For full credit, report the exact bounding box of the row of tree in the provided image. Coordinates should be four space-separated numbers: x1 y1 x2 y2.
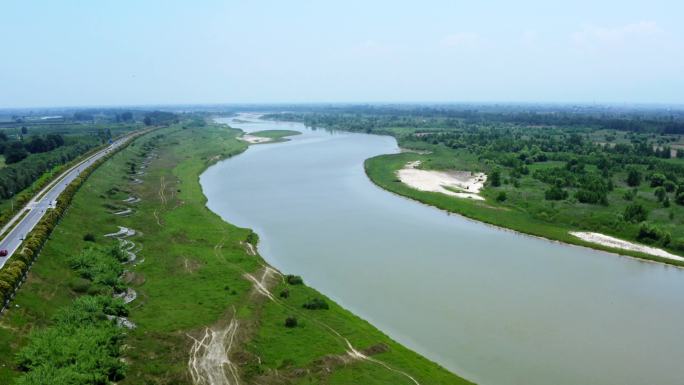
0 133 66 164
0 142 96 200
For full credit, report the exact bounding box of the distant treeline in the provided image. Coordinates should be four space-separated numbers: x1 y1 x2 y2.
142 111 178 126
264 106 684 134
1 108 178 127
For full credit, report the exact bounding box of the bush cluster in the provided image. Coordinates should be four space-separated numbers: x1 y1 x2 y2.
302 298 329 310
285 275 303 285
14 295 129 384
637 223 671 246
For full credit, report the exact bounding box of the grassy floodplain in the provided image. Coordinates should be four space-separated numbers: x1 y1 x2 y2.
0 121 471 384
365 151 684 266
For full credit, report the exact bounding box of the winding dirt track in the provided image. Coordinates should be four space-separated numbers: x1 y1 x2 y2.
159 175 168 205
188 316 241 385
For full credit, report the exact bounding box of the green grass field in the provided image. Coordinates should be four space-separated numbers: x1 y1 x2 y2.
0 122 470 384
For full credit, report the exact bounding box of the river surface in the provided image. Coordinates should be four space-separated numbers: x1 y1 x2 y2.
201 114 684 385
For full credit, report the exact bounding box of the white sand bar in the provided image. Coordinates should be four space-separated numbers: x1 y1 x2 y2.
239 134 272 144
397 161 487 200
570 231 684 261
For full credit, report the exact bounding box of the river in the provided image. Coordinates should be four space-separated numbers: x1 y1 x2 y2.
200 114 684 385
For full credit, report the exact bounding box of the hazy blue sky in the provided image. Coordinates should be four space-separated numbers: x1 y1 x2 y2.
1 0 682 107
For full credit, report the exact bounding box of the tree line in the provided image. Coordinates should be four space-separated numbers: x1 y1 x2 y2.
0 141 97 199
0 132 67 164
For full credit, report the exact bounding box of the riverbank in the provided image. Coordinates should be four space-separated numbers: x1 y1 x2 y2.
0 121 471 384
365 152 684 267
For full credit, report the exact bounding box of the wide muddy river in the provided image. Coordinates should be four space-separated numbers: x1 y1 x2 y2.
201 114 684 385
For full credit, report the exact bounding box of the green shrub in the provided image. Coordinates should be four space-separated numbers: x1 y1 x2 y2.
545 185 568 200
676 192 684 206
637 223 670 246
623 189 636 201
624 203 647 223
496 191 507 202
650 173 666 187
284 316 298 328
302 298 329 310
671 238 684 252
575 189 607 205
664 180 676 192
15 295 128 384
68 246 124 291
285 275 303 285
490 169 501 187
83 233 96 242
246 231 259 246
626 168 641 187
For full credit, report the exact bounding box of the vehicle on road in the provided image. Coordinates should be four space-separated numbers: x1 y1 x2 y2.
0 250 8 257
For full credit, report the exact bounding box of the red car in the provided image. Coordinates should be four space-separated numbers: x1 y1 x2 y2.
0 250 8 257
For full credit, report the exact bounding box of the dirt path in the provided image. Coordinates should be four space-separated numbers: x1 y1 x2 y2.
159 175 167 205
241 241 257 256
153 209 163 227
243 266 279 301
188 316 241 385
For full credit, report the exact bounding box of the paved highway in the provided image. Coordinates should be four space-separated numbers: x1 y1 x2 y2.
0 132 140 269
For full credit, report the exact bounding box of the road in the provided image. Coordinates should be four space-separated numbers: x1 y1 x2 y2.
0 131 140 269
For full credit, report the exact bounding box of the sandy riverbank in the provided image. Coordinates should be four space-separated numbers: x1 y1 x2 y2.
239 134 273 144
570 232 684 261
397 161 486 200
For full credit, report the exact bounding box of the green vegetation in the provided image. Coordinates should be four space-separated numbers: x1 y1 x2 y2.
250 129 301 141
284 316 298 328
0 119 470 384
302 297 330 310
68 246 127 293
266 106 684 265
286 274 304 285
15 267 129 385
